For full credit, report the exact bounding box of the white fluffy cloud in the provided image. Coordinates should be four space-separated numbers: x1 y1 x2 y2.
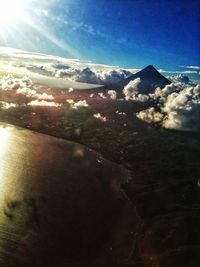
0 75 55 100
37 93 54 100
66 99 89 109
55 67 133 85
149 83 180 103
98 69 133 85
16 87 37 97
0 48 140 89
167 74 191 84
136 107 164 123
27 100 61 107
123 78 149 102
0 101 17 109
137 82 200 132
93 113 107 122
108 90 117 100
72 100 89 109
0 75 32 90
16 87 54 100
68 87 74 92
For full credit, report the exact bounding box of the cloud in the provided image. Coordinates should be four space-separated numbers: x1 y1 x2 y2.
116 110 126 115
66 99 89 109
16 87 54 100
149 83 179 103
137 107 164 123
158 69 168 73
26 65 53 76
161 85 200 131
98 69 133 85
182 70 199 74
93 113 107 122
0 47 138 87
17 87 54 100
55 67 133 85
68 87 74 92
72 100 89 109
180 65 200 70
55 68 82 79
16 87 37 97
123 78 149 102
52 63 70 70
137 82 200 132
37 93 54 100
0 75 32 91
0 101 17 109
108 90 117 100
66 99 75 105
98 92 107 99
159 69 200 75
0 75 55 100
0 46 80 64
27 100 61 107
0 67 101 90
167 74 191 84
73 67 100 84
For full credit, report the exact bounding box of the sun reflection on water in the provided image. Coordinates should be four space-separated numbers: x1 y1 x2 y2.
0 127 8 149
0 127 9 199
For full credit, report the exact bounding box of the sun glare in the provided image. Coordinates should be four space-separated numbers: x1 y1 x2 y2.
0 0 26 28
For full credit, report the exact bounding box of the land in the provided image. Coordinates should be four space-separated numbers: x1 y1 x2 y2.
1 83 200 266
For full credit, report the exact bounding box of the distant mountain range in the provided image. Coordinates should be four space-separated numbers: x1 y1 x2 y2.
110 65 171 93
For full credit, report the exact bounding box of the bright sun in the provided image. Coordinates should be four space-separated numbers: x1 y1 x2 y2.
0 0 26 28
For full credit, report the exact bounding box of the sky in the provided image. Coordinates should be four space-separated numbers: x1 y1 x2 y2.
0 0 199 73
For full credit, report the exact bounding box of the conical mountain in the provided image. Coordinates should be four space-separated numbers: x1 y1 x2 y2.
112 65 171 94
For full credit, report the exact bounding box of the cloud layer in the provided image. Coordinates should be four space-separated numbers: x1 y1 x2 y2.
55 67 133 85
0 75 92 110
0 47 139 87
180 65 200 70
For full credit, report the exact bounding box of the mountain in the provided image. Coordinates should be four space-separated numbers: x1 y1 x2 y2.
111 65 171 94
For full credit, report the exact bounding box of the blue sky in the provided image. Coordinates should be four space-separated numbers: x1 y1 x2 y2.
0 0 199 72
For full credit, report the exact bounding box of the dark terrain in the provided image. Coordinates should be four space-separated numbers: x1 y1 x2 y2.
0 68 200 267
